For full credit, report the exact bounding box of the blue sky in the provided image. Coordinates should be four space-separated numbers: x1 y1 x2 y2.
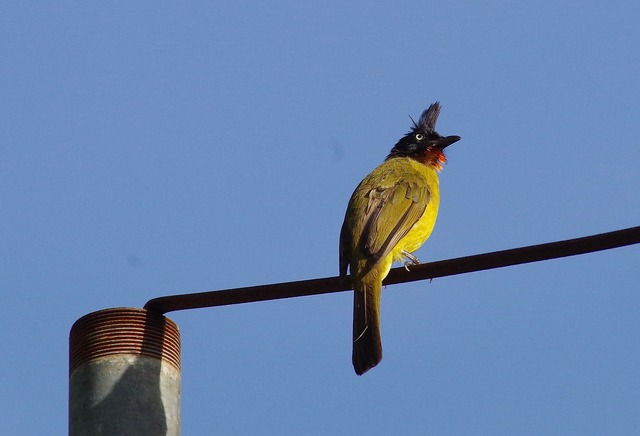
2 1 639 434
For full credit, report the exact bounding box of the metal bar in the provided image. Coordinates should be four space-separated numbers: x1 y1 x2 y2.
144 226 640 314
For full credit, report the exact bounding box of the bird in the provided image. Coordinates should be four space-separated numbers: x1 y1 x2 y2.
339 102 460 375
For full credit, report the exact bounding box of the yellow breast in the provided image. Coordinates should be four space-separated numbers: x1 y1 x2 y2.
389 158 440 262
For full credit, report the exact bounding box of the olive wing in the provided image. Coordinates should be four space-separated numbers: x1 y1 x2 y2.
358 177 430 273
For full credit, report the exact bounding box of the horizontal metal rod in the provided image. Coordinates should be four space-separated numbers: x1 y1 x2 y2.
144 226 640 314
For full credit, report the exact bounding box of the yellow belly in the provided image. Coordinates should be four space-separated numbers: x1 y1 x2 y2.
381 159 440 274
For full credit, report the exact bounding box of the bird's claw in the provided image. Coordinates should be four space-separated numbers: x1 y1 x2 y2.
402 250 420 271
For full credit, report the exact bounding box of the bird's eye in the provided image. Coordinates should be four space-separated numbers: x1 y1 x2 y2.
415 133 425 141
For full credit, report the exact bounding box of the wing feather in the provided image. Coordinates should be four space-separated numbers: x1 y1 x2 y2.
357 178 430 272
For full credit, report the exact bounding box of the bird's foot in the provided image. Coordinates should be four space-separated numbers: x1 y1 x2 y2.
402 251 420 271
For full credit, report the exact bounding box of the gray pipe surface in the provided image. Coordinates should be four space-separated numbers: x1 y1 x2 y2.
69 307 181 436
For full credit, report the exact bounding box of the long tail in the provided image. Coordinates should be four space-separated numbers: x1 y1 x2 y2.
352 274 382 375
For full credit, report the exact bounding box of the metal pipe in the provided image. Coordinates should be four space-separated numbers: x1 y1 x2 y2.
144 226 640 314
69 308 181 435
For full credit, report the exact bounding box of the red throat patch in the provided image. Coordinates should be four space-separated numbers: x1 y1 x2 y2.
419 146 447 172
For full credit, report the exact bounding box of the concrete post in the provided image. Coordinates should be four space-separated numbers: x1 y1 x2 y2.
69 308 181 435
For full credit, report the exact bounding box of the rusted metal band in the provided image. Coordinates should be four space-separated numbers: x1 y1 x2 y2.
69 307 180 373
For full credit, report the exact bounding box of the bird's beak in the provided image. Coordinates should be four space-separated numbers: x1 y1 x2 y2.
436 135 461 150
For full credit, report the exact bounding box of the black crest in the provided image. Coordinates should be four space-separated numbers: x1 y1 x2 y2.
386 102 459 160
413 101 441 134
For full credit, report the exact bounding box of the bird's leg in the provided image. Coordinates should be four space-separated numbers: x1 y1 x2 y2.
402 250 420 271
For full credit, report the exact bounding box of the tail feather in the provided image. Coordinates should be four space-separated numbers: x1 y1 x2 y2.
352 278 382 375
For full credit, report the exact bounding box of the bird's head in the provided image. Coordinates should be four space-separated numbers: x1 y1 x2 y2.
386 102 461 171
